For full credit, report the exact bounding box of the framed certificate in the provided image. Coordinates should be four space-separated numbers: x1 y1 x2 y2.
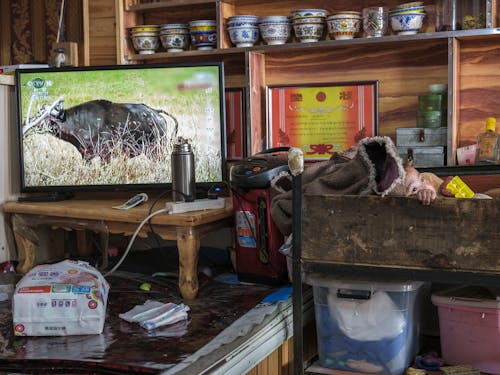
225 88 246 160
267 81 378 160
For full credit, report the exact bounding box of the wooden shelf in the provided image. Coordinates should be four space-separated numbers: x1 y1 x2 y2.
125 0 218 12
125 28 500 61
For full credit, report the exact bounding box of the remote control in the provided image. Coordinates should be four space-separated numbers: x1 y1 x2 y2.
112 193 148 210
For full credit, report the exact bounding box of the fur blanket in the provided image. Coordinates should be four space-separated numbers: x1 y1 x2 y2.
270 136 406 236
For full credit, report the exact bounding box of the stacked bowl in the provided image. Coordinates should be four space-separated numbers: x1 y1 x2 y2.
326 11 362 40
227 15 260 47
258 16 291 45
291 8 327 43
159 23 190 52
129 25 160 54
389 2 426 35
189 20 217 50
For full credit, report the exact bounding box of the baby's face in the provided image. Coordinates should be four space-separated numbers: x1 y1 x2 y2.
404 167 428 196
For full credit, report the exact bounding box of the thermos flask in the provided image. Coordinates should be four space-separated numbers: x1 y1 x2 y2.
171 140 196 202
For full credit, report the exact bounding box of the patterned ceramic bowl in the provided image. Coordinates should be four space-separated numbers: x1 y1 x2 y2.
227 15 259 27
189 29 217 50
291 9 327 19
131 33 160 54
227 25 260 47
259 21 291 45
160 32 190 52
390 12 425 35
327 15 362 40
293 21 324 43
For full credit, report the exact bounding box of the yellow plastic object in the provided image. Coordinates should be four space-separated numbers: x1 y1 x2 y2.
446 176 475 198
139 282 152 291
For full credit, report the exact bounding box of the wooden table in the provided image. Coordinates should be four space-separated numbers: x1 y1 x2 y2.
2 197 233 299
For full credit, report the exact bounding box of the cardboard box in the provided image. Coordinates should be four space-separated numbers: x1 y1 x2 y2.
12 259 109 336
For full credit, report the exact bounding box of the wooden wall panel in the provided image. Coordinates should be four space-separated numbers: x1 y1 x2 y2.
0 0 83 66
457 37 500 148
263 40 448 140
87 0 118 65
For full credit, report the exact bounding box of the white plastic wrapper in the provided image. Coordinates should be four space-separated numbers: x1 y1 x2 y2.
119 299 190 331
12 259 110 336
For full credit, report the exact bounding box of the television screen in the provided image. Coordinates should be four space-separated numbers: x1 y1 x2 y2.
15 62 226 195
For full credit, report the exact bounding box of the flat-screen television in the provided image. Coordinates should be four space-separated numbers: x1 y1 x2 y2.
15 62 226 197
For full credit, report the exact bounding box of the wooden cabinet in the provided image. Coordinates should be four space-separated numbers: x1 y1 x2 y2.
119 0 500 166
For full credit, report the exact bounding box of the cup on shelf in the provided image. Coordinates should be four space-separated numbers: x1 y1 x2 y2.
160 23 190 52
292 16 325 43
129 25 161 54
258 16 291 45
227 25 260 47
326 11 362 40
189 20 217 50
362 7 389 37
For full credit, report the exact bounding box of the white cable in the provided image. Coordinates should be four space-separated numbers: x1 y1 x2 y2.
104 207 170 277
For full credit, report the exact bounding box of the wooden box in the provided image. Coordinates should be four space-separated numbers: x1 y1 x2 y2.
301 195 500 275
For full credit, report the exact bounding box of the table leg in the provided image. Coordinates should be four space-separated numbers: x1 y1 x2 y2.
11 214 38 274
176 227 200 300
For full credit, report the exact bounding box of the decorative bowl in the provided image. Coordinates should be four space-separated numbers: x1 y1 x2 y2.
160 32 190 52
189 20 216 32
129 25 160 33
259 21 291 45
393 2 424 9
227 15 259 27
293 16 325 25
259 15 290 23
389 6 425 15
326 16 361 40
329 11 362 18
293 21 324 43
130 27 160 54
390 12 425 35
291 9 327 19
189 29 217 50
131 34 160 54
160 23 189 31
227 26 260 47
189 20 216 27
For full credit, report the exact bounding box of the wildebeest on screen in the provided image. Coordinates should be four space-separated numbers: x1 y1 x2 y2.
23 97 179 160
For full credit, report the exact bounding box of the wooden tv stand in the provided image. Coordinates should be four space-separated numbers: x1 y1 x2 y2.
2 197 233 299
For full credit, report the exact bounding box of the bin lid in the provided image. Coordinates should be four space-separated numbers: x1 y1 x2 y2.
304 273 425 292
432 285 500 309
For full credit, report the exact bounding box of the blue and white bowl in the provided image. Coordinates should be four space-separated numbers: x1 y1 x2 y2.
227 26 260 47
227 15 259 28
390 12 425 35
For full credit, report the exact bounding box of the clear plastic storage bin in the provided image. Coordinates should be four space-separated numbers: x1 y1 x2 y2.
306 274 425 375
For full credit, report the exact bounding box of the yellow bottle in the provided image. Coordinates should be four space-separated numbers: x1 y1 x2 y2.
475 117 500 164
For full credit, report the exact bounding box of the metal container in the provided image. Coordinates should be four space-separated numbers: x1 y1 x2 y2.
397 146 446 167
396 127 447 147
171 140 196 202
